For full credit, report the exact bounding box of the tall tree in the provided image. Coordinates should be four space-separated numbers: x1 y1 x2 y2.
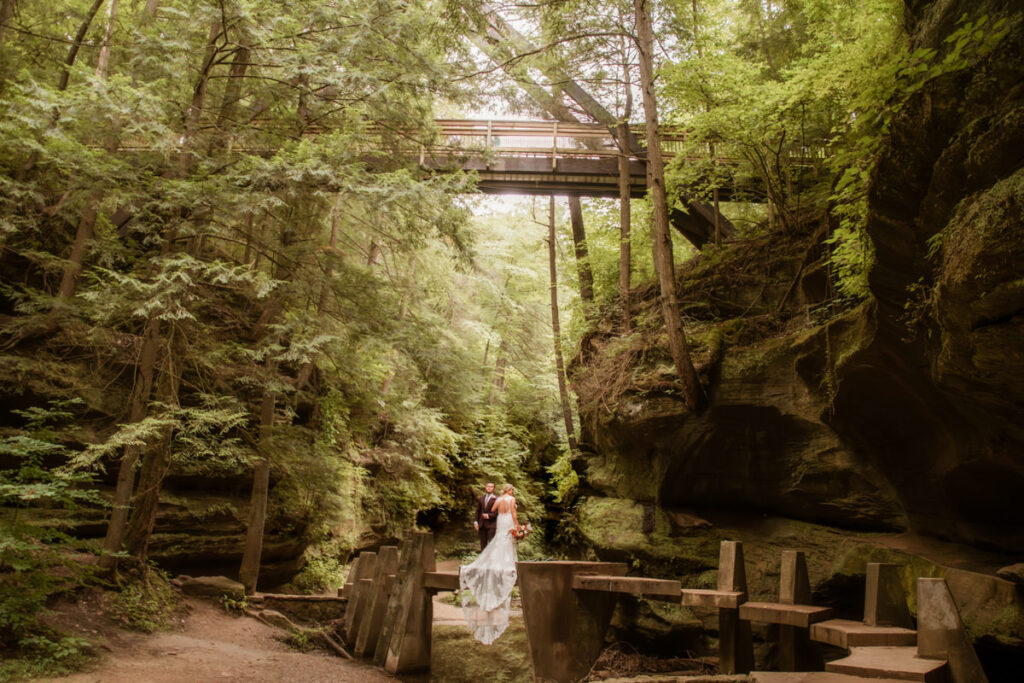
634 0 704 411
616 28 635 332
0 0 15 44
567 196 595 310
547 197 578 452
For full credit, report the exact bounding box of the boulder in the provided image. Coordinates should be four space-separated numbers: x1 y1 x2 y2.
996 563 1024 586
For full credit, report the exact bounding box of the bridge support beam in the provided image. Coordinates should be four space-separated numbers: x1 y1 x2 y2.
518 561 627 683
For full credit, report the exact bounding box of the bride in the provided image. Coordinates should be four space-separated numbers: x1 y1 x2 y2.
459 483 519 645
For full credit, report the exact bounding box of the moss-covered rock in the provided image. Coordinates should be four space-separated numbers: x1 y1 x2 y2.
575 497 721 576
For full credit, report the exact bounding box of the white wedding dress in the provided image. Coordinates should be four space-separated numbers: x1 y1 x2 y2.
459 494 518 644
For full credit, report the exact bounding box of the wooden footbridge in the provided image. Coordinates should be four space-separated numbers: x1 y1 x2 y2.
319 532 987 683
119 117 825 248
421 119 711 199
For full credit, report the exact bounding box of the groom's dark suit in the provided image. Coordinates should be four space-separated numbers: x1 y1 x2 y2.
475 492 497 550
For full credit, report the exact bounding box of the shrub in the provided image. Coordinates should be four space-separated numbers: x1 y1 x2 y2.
110 566 179 633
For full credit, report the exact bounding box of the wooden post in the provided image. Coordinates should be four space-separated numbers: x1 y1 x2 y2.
344 551 377 646
864 563 912 628
372 541 406 667
355 545 399 657
917 578 989 683
339 555 361 599
717 541 754 674
777 550 822 671
519 561 627 682
379 532 435 674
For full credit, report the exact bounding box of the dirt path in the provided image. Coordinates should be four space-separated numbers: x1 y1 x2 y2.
39 597 396 683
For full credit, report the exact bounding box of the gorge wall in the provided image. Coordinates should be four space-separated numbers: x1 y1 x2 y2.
569 0 1023 670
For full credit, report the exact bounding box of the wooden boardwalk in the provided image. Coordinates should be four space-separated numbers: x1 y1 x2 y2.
332 533 987 683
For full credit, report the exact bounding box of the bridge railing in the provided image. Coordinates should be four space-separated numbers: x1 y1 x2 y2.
427 118 685 160
114 118 828 168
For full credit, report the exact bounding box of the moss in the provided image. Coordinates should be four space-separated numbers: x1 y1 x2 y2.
576 497 721 575
938 166 1024 287
828 544 943 614
431 620 531 682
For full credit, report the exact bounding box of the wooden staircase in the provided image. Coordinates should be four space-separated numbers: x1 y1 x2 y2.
825 646 947 682
746 563 989 683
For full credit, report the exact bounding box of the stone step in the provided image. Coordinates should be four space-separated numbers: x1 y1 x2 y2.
826 646 947 682
811 619 917 649
752 672 909 683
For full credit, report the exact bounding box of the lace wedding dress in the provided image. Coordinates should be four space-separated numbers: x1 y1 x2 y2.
459 494 517 644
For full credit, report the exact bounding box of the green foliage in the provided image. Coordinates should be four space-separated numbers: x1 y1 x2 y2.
0 634 92 683
0 401 100 667
824 10 1009 301
220 594 250 615
110 567 179 633
288 537 348 594
283 629 314 652
546 451 579 505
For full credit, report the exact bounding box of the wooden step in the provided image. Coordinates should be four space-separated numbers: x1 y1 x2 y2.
752 672 909 683
680 588 746 609
572 574 682 601
739 601 833 628
826 646 947 682
423 570 460 591
811 619 917 649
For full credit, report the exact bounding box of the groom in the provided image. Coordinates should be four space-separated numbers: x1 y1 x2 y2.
473 482 497 550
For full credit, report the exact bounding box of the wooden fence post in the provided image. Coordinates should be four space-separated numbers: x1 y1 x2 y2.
918 577 989 683
339 555 361 599
777 550 823 671
355 545 399 657
344 551 377 646
378 532 435 674
717 541 754 674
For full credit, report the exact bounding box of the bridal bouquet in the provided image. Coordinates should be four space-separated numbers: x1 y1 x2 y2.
509 523 532 540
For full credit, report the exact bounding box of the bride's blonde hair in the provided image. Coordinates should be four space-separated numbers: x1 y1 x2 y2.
502 483 514 494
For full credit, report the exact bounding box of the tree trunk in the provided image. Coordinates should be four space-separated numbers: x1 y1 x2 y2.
239 217 293 594
95 0 120 78
296 196 341 391
0 0 15 44
367 239 381 267
616 122 633 333
567 197 595 310
491 341 507 397
239 389 275 595
59 0 106 91
210 41 250 155
99 316 161 570
124 328 181 560
123 433 171 560
180 20 222 173
548 197 578 452
56 206 98 300
634 0 705 411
